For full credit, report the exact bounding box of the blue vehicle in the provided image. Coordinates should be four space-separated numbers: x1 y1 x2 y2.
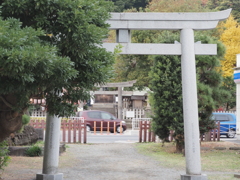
212 113 236 138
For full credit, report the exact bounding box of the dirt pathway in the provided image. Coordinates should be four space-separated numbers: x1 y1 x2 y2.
1 143 184 180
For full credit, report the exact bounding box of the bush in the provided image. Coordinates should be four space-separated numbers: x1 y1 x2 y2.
17 114 31 133
0 141 11 174
25 145 42 157
22 114 30 125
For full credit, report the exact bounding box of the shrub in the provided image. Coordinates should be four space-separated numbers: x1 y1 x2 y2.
17 114 31 133
0 141 11 174
22 114 30 125
25 145 42 157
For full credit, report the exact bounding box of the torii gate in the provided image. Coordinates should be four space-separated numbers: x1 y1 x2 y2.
97 80 136 119
103 9 231 180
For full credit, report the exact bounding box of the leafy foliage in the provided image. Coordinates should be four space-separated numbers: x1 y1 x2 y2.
207 0 240 23
149 55 183 143
22 115 30 126
25 145 42 157
0 141 10 174
0 0 115 141
219 15 240 77
0 0 114 117
146 0 209 12
0 17 77 112
221 76 236 110
110 0 149 12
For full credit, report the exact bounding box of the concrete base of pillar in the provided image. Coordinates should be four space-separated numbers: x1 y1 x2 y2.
234 174 240 178
181 174 207 180
236 134 240 140
36 173 63 180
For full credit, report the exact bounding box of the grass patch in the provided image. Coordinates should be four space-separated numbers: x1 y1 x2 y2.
136 142 185 169
208 174 236 180
136 142 240 173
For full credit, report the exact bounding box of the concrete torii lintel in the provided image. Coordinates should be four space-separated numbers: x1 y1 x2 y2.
97 80 137 88
107 9 231 30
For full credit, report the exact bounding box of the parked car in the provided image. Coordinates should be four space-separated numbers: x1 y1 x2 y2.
76 110 127 133
211 112 236 138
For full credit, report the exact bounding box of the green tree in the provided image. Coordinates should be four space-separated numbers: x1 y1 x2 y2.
149 31 228 153
149 54 184 153
110 0 149 12
0 0 114 142
221 76 236 110
207 0 240 22
146 0 208 12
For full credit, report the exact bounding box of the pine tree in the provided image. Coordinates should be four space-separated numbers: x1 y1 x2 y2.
149 32 228 153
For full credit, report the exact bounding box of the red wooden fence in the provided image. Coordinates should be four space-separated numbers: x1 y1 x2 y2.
139 121 156 143
139 121 221 143
29 119 87 143
200 121 220 142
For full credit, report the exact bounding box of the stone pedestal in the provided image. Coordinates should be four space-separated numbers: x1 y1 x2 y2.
234 174 240 178
181 174 207 180
36 173 63 180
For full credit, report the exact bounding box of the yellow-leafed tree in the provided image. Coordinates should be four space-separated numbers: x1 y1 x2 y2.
220 15 240 77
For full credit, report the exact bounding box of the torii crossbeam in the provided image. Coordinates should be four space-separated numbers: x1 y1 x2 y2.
103 9 231 180
97 80 136 119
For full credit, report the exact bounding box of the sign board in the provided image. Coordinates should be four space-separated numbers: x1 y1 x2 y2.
234 71 240 84
126 111 135 118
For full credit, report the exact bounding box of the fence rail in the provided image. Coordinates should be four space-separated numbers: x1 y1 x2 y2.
200 121 220 141
29 118 87 143
138 120 221 143
132 118 152 130
139 121 156 143
30 117 125 143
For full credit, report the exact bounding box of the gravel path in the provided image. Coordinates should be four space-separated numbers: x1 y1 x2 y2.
59 143 184 180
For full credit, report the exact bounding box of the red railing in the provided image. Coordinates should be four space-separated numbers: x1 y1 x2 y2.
139 121 156 143
139 121 221 143
200 121 220 142
29 118 87 143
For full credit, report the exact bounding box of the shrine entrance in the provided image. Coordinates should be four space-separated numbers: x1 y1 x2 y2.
102 9 231 180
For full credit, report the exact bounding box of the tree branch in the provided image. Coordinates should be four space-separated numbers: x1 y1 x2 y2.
0 95 14 109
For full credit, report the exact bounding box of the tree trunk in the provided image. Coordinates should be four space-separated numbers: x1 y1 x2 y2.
175 134 184 154
0 94 24 142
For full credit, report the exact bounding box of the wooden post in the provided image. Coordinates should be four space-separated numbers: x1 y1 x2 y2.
217 121 220 141
107 121 110 135
62 120 66 143
120 121 122 134
148 121 151 142
78 120 82 143
41 120 45 129
152 132 156 142
94 121 96 135
68 120 72 143
73 120 77 143
114 122 116 134
83 121 87 144
143 121 147 142
139 121 142 143
100 121 103 135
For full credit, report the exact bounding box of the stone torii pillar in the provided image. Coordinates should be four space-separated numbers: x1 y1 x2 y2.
103 9 231 180
97 80 136 119
234 55 240 178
